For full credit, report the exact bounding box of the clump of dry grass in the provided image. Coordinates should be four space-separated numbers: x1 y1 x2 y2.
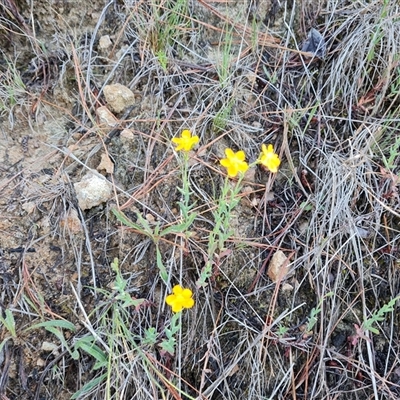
1 0 400 399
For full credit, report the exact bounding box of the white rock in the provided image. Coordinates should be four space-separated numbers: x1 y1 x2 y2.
41 341 58 352
36 358 46 367
281 283 294 292
74 173 113 210
97 153 114 174
120 128 135 141
22 201 36 214
267 250 290 283
104 83 136 113
96 105 118 127
99 35 112 49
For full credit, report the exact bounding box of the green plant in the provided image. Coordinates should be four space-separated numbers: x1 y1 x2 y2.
71 373 108 400
150 0 189 70
197 144 281 288
196 175 244 287
0 308 17 338
26 319 78 359
74 335 108 370
216 21 234 87
110 257 146 308
305 292 333 333
70 258 150 398
143 327 158 346
213 98 234 132
160 312 181 354
276 324 289 338
362 296 400 335
173 130 199 224
383 133 400 170
113 130 199 283
0 308 17 354
367 0 389 63
0 53 27 126
112 208 196 283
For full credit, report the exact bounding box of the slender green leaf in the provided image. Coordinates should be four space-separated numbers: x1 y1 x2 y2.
112 208 155 238
156 246 168 283
26 319 76 332
160 213 197 236
71 373 107 399
112 209 142 230
0 309 16 337
75 337 107 370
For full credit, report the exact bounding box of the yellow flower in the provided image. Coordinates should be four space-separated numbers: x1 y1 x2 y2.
171 129 199 151
258 144 280 173
165 285 195 313
220 148 249 178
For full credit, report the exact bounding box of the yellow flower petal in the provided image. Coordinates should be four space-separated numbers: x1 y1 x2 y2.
183 297 195 309
172 129 199 152
220 148 249 178
165 284 195 313
172 284 184 295
220 159 231 167
181 130 191 139
235 150 246 161
225 148 235 158
259 144 280 173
